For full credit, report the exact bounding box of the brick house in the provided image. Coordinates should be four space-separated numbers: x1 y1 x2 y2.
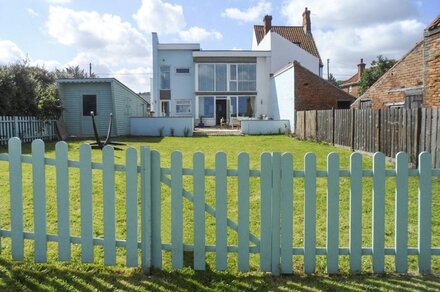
340 59 366 97
353 15 440 109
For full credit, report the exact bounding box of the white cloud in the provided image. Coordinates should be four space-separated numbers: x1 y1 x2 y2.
280 0 424 81
27 8 39 17
179 26 222 42
0 40 25 65
134 0 186 35
46 0 71 4
113 67 152 93
46 6 149 66
222 1 272 23
31 59 63 71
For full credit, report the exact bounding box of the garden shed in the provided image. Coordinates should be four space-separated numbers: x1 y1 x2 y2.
57 78 148 137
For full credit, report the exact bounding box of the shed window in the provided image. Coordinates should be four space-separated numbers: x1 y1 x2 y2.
83 95 97 116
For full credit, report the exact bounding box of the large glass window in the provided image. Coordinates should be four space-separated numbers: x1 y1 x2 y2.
215 64 227 91
197 63 256 92
198 96 214 118
160 65 170 89
198 64 214 91
230 96 255 118
230 96 237 117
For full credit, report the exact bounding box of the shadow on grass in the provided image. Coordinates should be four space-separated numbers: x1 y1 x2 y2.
0 258 440 291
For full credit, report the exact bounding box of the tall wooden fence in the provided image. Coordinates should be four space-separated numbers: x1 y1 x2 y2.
295 108 440 167
0 138 439 275
0 116 57 145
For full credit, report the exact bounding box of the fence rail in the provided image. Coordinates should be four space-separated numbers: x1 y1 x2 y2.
0 138 439 275
0 116 57 145
295 108 440 167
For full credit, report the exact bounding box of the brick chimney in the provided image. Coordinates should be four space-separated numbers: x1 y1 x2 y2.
303 7 311 34
263 15 272 34
357 58 366 79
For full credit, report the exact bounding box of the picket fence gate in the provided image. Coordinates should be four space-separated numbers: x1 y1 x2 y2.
0 137 439 275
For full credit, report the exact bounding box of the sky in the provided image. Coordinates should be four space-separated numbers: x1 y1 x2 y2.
0 0 439 93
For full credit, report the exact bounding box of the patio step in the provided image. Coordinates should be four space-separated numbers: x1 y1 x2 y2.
193 128 242 136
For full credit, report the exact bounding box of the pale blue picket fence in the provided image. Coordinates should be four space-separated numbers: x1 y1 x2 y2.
0 137 439 275
0 116 57 145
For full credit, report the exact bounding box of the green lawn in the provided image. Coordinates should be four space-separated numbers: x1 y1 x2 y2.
0 135 439 291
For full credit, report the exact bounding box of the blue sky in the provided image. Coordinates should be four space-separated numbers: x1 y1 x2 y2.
0 0 438 92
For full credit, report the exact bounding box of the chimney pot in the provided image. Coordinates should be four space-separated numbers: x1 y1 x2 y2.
263 15 272 34
302 7 311 34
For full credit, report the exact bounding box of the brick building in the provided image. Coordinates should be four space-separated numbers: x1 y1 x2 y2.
340 59 366 97
354 15 440 109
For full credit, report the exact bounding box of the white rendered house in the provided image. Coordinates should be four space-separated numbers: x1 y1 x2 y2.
151 8 325 127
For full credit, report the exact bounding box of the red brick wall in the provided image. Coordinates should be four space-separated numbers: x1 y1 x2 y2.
294 63 355 110
424 31 440 107
362 42 424 108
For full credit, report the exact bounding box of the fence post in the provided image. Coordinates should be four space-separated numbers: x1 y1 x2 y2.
332 108 335 146
141 146 152 273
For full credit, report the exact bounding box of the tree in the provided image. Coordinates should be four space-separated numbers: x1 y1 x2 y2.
0 60 63 118
358 55 396 95
55 65 96 79
327 73 343 87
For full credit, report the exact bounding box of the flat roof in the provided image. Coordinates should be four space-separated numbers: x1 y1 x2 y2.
158 43 200 51
193 50 271 58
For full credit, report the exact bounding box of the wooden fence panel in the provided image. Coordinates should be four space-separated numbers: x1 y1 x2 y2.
295 111 305 139
334 109 352 147
305 111 317 141
0 116 56 145
317 110 333 143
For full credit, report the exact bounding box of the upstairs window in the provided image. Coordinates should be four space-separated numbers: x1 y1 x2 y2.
229 64 256 91
160 65 170 89
83 95 97 116
197 63 256 92
176 68 190 74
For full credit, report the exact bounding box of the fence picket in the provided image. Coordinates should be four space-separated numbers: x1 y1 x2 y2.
395 152 408 272
304 152 316 274
80 144 93 263
281 153 293 274
151 150 162 268
372 152 385 273
171 151 183 269
326 153 339 274
55 141 70 261
126 147 138 267
238 152 250 272
32 139 47 263
103 146 116 266
418 152 432 273
260 153 272 272
193 152 206 270
350 152 362 273
271 152 281 275
215 152 228 271
9 137 24 260
141 146 152 272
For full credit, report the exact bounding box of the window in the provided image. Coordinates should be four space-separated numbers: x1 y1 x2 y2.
176 68 190 74
83 95 97 116
198 64 214 91
215 64 227 91
160 65 170 89
197 63 256 92
230 96 255 117
160 100 170 116
198 96 214 118
175 99 191 114
229 64 256 91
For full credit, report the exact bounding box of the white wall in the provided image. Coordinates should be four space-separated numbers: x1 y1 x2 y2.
270 32 320 75
255 56 272 118
130 117 194 136
271 65 295 131
157 50 196 117
241 120 290 135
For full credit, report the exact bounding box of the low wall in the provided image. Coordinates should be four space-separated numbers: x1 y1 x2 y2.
241 120 290 135
130 117 194 136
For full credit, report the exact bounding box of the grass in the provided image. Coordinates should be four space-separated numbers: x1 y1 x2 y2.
0 135 439 291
